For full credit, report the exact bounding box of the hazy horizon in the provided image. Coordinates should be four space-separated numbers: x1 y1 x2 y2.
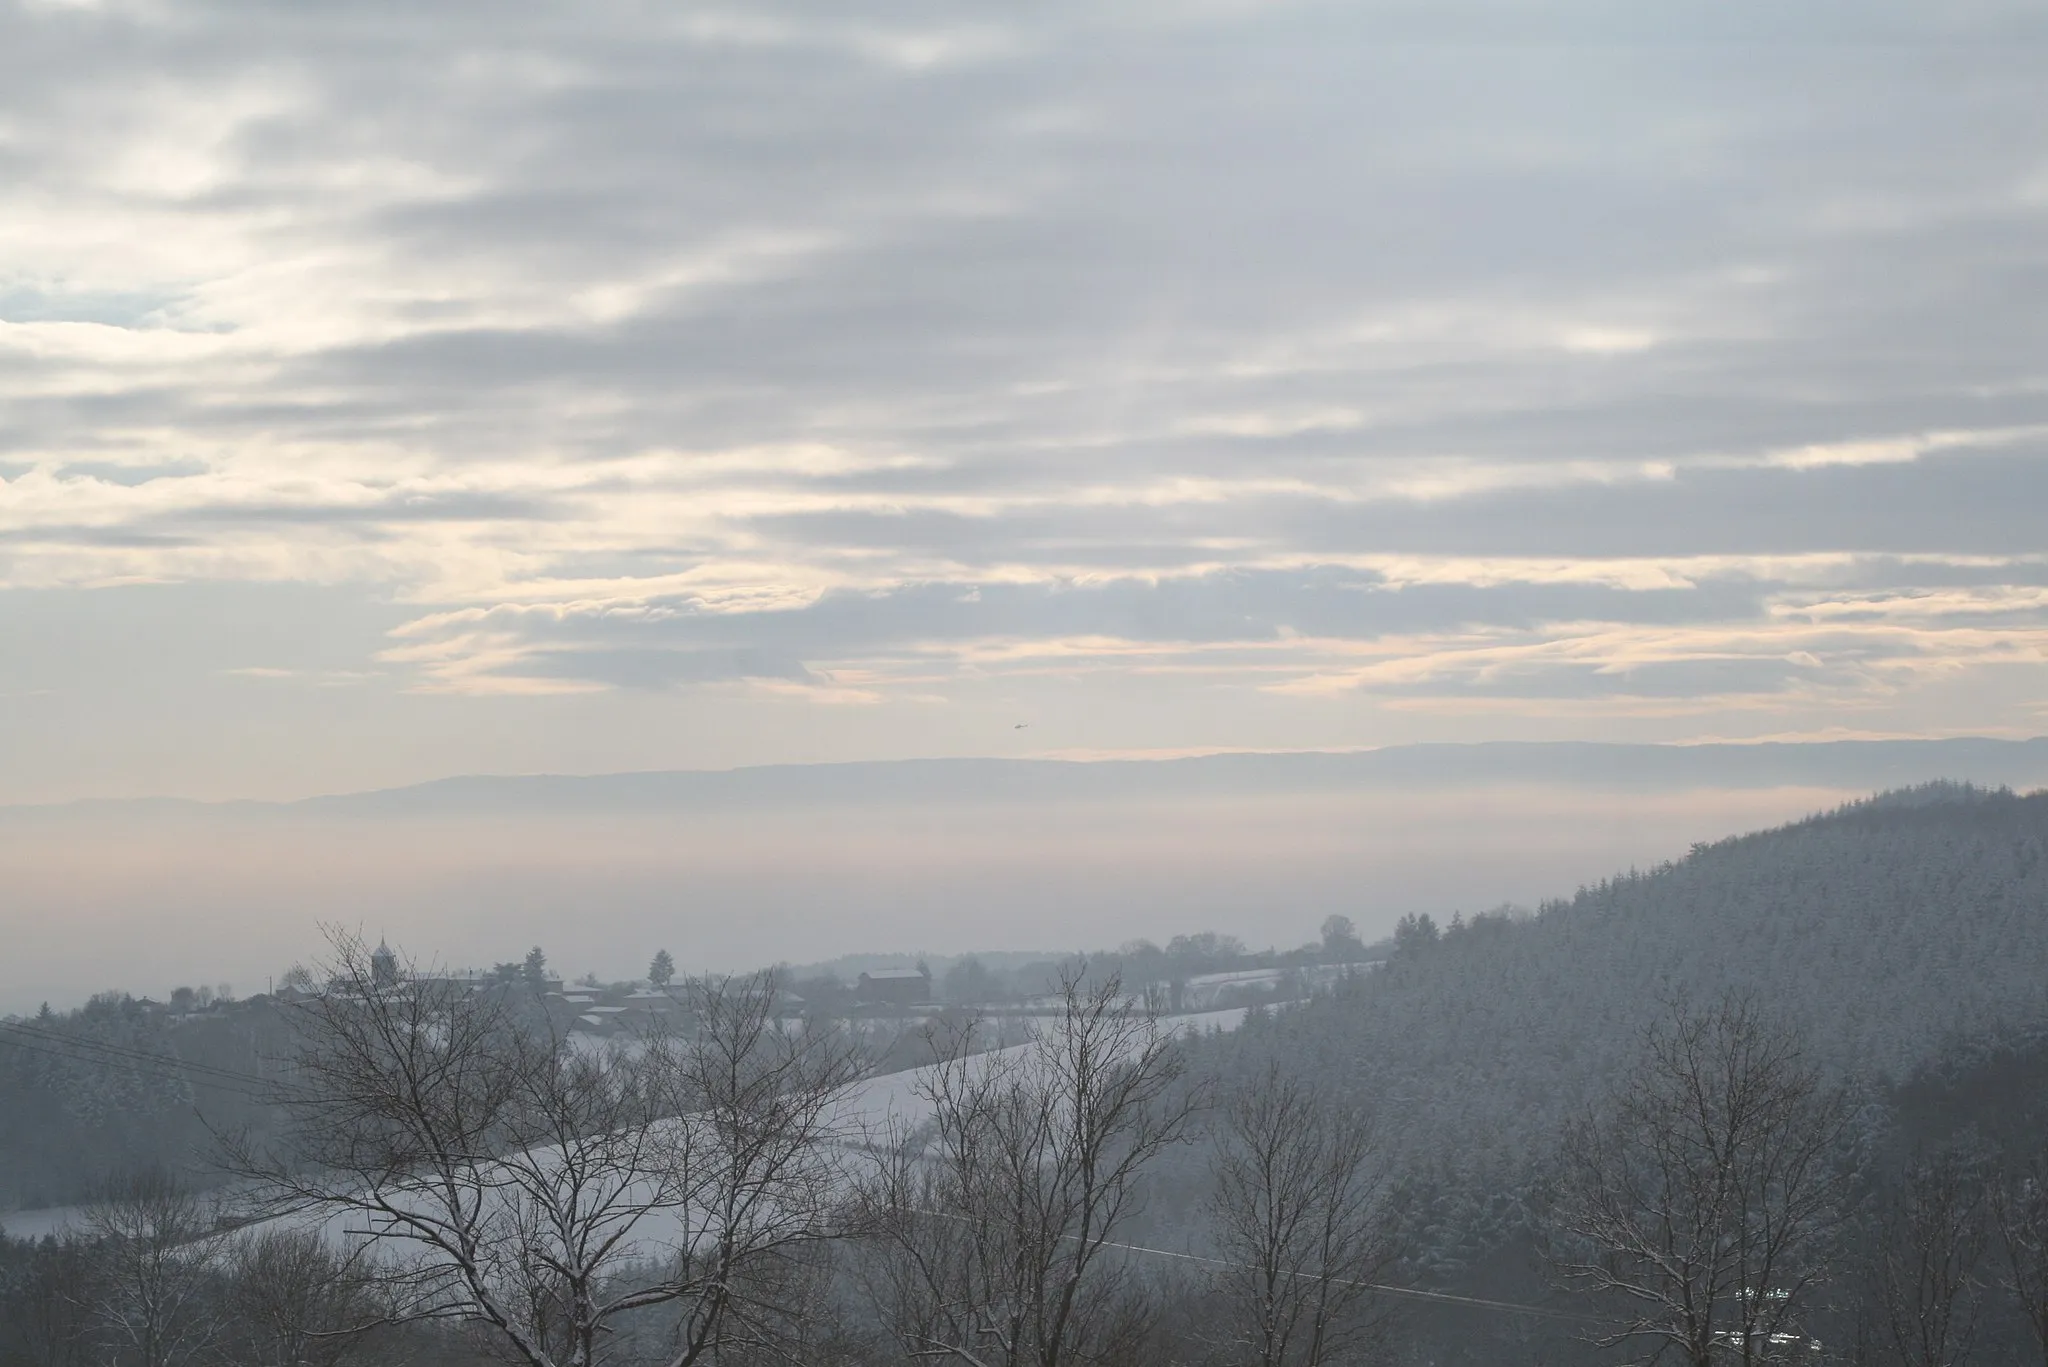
10 734 2048 1014
0 781 1854 1015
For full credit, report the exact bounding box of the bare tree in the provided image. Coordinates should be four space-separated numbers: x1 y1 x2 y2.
220 1225 393 1367
223 931 864 1367
1992 1152 2048 1367
1864 1145 1988 1367
861 967 1198 1367
1206 1064 1397 1367
77 1166 229 1367
1547 993 1853 1366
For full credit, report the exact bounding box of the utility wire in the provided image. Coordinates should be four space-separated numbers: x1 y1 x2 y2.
0 1032 274 1102
0 1021 289 1100
0 1017 285 1088
882 1201 1598 1324
1079 1231 1597 1323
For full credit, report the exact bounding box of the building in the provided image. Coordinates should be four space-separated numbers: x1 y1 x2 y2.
856 966 932 1008
621 990 680 1021
573 1005 632 1036
371 940 399 988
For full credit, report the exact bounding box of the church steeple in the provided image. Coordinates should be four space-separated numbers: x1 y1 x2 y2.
371 938 399 988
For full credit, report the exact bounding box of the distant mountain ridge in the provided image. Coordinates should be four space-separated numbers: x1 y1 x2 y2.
10 736 2048 818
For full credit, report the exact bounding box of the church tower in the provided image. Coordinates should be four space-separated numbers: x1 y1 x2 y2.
371 939 399 989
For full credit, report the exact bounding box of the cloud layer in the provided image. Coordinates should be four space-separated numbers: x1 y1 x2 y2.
4 0 2047 796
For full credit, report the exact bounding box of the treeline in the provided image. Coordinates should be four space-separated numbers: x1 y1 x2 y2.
0 996 293 1211
778 919 1382 1014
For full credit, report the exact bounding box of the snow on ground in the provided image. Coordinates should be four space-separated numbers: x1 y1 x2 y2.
0 1006 1252 1246
829 1004 1245 1140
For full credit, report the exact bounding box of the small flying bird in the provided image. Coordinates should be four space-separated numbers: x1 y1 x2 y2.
1014 722 1030 729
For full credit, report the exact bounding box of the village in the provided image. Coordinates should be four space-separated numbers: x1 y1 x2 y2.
340 937 1385 1040
91 928 1391 1045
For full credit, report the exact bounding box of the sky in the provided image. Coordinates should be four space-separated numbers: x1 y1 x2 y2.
4 1 2048 1002
3 0 2047 806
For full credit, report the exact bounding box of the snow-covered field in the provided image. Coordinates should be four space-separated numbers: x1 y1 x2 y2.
1 1006 1250 1246
826 1004 1245 1140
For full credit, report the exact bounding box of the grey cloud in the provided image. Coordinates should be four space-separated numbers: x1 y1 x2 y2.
1370 658 1834 702
1831 559 2048 592
1270 446 2048 559
0 525 206 549
15 7 2047 490
86 9 2032 477
55 459 209 486
397 555 2048 712
470 569 1771 662
502 646 817 690
723 444 2048 565
167 491 565 527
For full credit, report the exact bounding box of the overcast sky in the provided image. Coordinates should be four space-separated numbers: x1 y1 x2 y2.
4 0 2047 804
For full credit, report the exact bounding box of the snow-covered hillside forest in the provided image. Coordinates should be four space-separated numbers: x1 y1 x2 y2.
1215 781 2048 1226
7 784 2048 1365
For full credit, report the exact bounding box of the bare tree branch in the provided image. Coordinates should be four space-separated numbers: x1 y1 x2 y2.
1546 993 1852 1367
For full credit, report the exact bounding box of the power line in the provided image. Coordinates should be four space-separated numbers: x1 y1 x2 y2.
1081 1232 1597 1323
0 1017 283 1087
884 1202 1596 1324
0 1033 273 1102
0 1031 214 1092
0 1021 289 1101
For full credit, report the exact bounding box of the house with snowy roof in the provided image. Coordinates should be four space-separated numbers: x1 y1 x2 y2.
855 966 932 1008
